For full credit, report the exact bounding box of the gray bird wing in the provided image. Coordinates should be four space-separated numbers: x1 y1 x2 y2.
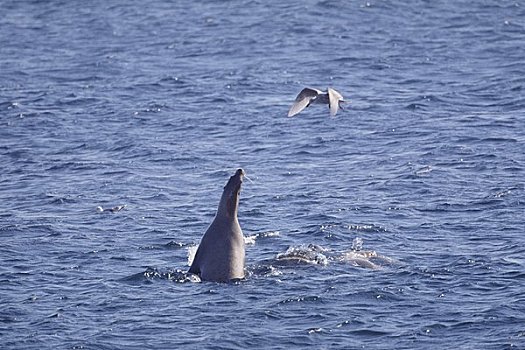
328 88 343 116
288 88 321 117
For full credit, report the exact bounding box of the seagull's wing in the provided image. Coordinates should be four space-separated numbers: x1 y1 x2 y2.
328 88 344 116
288 88 320 117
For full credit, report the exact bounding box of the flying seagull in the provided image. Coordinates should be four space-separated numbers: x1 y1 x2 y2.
288 87 345 117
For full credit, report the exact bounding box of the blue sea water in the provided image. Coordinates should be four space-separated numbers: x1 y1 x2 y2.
1 0 524 349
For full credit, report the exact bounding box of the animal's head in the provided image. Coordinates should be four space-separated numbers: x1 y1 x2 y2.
220 168 245 218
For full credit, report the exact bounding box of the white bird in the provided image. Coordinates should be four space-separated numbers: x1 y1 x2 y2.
288 87 345 117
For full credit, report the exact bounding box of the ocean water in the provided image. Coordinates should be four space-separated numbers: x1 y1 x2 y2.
1 0 524 349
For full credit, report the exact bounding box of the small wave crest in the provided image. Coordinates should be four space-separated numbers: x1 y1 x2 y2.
122 267 200 284
276 244 329 266
348 224 387 233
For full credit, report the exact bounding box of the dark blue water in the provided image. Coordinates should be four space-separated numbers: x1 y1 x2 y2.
1 0 524 349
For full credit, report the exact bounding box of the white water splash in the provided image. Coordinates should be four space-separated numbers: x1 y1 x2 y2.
187 245 198 266
244 231 280 245
351 237 364 251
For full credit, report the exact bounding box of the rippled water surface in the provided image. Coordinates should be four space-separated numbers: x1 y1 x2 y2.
1 1 524 349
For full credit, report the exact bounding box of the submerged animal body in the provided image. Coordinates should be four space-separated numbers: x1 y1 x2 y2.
288 87 345 117
188 169 246 282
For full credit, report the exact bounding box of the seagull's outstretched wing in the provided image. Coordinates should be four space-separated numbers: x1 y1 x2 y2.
288 88 320 117
328 88 343 116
